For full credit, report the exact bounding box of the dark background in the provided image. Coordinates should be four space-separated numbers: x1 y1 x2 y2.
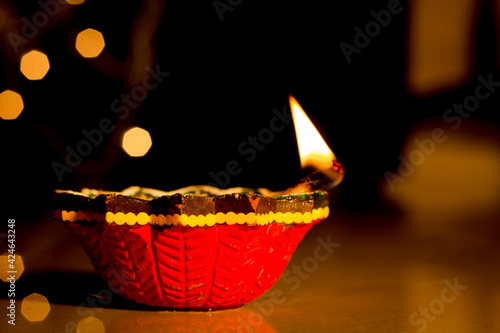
1 0 499 218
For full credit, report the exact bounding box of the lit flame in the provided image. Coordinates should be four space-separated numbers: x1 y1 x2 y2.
289 95 335 170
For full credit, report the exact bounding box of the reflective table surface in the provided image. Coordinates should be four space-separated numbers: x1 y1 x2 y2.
2 207 499 333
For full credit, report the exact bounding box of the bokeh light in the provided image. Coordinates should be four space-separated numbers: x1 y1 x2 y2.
21 293 50 322
66 0 86 4
0 253 24 281
0 90 24 120
77 316 105 333
380 122 500 218
122 127 153 157
20 50 50 80
76 28 105 58
406 0 474 97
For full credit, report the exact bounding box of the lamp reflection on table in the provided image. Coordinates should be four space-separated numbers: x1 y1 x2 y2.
3 267 277 333
109 306 277 333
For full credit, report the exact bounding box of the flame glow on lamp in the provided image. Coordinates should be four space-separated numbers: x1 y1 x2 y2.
289 95 335 170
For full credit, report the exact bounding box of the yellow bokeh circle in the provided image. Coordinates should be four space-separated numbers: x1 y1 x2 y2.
0 90 24 120
0 253 24 281
21 293 50 322
20 50 50 80
77 316 105 333
76 28 105 58
66 0 86 4
122 127 152 157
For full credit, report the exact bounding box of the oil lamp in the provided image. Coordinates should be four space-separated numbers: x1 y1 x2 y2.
53 95 343 310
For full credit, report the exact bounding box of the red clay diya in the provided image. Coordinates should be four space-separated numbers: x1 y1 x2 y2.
52 96 344 310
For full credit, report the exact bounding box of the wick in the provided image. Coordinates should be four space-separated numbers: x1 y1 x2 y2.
281 160 344 195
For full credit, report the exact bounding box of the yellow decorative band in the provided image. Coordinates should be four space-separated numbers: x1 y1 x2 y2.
58 207 329 227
